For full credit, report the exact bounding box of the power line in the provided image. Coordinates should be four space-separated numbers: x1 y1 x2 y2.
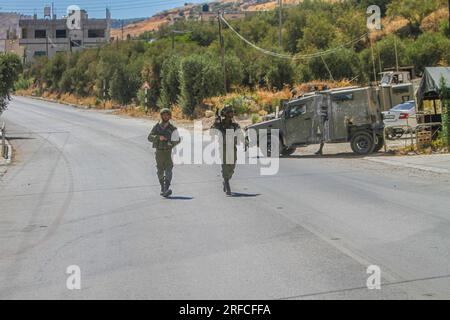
0 0 191 13
219 14 368 61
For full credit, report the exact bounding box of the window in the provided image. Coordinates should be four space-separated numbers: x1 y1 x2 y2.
34 51 47 57
288 105 306 118
71 40 82 47
392 102 415 111
35 29 47 39
332 94 353 102
56 29 67 38
21 28 27 39
88 29 105 38
393 86 410 94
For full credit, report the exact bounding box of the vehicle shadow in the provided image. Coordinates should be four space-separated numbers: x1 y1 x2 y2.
284 153 364 159
283 152 391 159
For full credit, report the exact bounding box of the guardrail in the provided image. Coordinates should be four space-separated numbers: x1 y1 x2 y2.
382 122 442 152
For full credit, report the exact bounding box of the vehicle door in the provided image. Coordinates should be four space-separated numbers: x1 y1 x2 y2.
284 97 314 146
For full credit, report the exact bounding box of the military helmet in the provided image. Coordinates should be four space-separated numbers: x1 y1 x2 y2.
160 108 172 116
221 104 234 116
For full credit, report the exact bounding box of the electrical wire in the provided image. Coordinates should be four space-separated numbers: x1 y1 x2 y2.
219 14 368 61
0 0 192 13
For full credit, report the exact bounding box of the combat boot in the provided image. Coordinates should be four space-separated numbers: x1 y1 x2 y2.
163 181 172 198
159 180 165 196
224 179 232 196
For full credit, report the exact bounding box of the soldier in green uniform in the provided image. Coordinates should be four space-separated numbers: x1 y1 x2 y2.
211 105 241 196
148 108 180 198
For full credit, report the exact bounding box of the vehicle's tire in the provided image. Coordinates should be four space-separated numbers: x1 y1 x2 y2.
281 147 296 157
266 135 280 157
350 131 375 155
260 134 284 157
373 135 385 153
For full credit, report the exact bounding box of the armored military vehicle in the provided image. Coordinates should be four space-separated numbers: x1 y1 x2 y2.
246 86 385 156
379 71 415 111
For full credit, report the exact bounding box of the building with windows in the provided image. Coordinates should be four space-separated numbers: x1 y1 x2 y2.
19 8 111 63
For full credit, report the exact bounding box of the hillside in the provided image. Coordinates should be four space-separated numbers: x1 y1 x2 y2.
111 0 303 39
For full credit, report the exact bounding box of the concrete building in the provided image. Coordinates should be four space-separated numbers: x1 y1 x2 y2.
19 8 111 63
0 13 22 53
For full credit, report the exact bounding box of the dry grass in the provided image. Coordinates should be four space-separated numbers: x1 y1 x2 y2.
370 16 409 41
421 7 448 32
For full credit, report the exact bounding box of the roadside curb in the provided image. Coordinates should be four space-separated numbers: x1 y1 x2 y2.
0 138 12 179
1 138 13 165
16 94 91 110
365 155 450 174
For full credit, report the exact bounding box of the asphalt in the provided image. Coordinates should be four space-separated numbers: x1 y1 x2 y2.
366 154 450 174
0 96 449 300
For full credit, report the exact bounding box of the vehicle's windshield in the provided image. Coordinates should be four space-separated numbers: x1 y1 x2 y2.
391 102 415 111
380 74 392 85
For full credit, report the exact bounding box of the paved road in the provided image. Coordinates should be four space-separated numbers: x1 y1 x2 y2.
0 96 449 299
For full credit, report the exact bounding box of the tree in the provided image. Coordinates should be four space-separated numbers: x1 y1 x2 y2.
0 53 23 114
356 0 391 16
283 9 308 53
440 77 450 146
264 58 294 90
224 54 244 91
38 52 68 91
178 54 223 117
110 66 140 105
297 13 335 51
406 32 450 72
158 55 181 109
309 49 361 81
141 59 161 110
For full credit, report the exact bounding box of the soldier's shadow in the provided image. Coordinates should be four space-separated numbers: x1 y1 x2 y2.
164 196 194 201
230 192 261 198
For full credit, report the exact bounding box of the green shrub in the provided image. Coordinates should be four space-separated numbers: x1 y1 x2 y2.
251 113 261 124
14 75 32 91
406 32 450 73
224 96 249 115
158 55 181 109
0 53 23 113
178 54 223 117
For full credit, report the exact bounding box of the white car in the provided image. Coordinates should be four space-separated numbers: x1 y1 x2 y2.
382 101 418 139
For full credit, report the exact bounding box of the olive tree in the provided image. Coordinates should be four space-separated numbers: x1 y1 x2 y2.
0 53 23 114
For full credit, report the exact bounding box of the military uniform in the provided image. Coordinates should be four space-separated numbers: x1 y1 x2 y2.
148 111 180 197
211 106 241 195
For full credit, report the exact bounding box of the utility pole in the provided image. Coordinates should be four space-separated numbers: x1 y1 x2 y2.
172 30 175 51
278 0 283 48
121 20 124 41
46 35 49 58
448 0 450 36
394 36 399 71
218 12 227 93
103 79 107 109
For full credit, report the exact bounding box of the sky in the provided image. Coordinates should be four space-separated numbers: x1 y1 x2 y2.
0 0 213 19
